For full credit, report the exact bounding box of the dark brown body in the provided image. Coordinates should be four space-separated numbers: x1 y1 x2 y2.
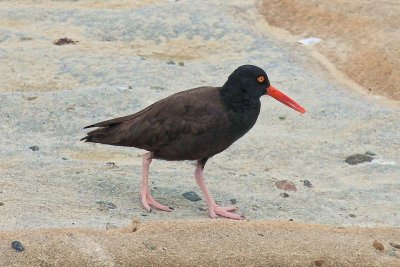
82 87 261 160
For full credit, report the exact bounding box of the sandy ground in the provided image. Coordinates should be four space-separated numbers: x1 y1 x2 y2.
1 220 400 266
0 0 399 266
262 0 400 101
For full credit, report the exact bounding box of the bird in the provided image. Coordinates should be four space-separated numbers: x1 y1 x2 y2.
81 65 305 220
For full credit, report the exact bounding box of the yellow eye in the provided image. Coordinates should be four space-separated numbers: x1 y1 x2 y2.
257 76 265 83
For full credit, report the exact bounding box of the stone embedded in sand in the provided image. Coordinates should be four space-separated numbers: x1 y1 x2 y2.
182 191 202 201
29 145 39 151
106 162 116 167
313 259 325 266
106 223 118 230
345 154 373 165
389 242 400 249
302 180 313 188
53 38 77 45
275 180 297 191
365 151 376 156
11 241 25 252
373 240 384 251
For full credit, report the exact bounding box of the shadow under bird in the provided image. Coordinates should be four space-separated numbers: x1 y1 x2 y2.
81 65 306 220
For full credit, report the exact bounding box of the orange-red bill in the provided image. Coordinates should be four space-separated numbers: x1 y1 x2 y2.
266 86 306 114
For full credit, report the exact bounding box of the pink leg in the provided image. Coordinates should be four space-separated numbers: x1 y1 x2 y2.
195 161 244 220
140 153 172 212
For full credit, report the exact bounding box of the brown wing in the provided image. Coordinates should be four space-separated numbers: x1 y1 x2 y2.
81 87 232 159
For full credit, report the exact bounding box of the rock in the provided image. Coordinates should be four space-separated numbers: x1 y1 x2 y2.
365 151 376 156
345 154 373 165
106 223 118 230
166 60 176 65
106 162 116 167
313 259 325 266
29 146 39 151
373 240 384 251
0 202 4 206
280 192 289 198
53 37 77 45
229 198 237 205
278 116 286 120
302 180 312 188
275 180 297 191
182 191 202 201
389 242 400 249
348 213 356 218
178 62 185 66
131 219 141 232
11 241 25 252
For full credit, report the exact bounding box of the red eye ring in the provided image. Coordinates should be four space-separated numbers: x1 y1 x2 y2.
257 76 265 83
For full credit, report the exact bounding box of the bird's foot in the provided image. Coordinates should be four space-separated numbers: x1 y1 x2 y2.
208 204 244 220
141 192 173 212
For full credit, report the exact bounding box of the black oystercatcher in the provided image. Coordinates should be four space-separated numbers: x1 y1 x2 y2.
81 65 305 220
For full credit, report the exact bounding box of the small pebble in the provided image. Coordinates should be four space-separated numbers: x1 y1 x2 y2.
313 259 325 266
182 191 202 201
345 154 373 165
166 60 176 65
106 162 116 167
62 157 68 160
373 240 384 251
11 241 25 252
280 192 289 198
275 180 297 191
198 207 207 211
348 213 356 218
178 62 184 66
53 37 77 45
288 218 294 221
302 180 313 188
278 116 286 120
229 198 237 205
24 96 38 101
131 219 141 232
0 202 4 206
365 151 376 156
106 223 118 230
390 242 400 249
29 145 39 151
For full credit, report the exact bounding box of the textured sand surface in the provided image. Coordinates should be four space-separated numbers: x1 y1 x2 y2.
0 0 399 266
1 220 400 266
263 0 400 101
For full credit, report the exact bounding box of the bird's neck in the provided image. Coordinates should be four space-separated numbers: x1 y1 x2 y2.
220 83 260 112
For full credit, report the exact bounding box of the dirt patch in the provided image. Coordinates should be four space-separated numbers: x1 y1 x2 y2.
262 0 400 101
